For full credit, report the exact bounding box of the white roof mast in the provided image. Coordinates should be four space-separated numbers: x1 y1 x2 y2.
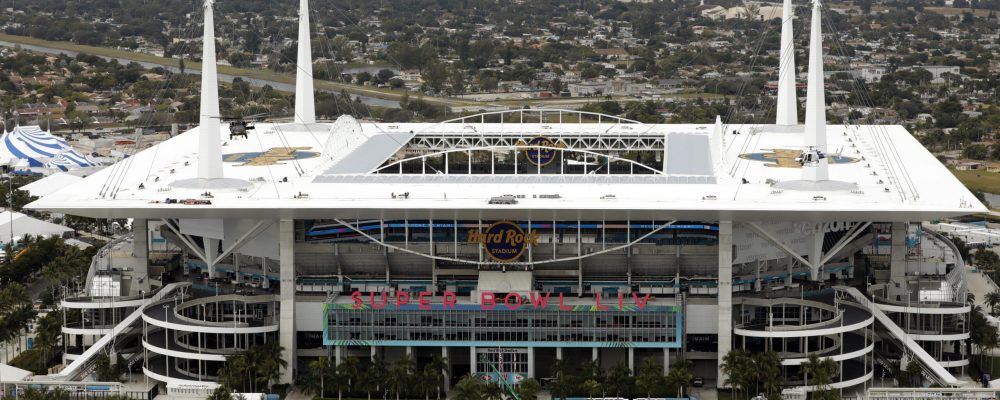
775 0 798 126
294 0 317 124
173 0 249 189
197 0 223 180
802 0 828 181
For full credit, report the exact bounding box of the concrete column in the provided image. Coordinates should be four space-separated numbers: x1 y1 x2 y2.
442 347 450 394
132 219 148 259
370 346 377 360
786 254 794 285
132 219 150 291
810 231 823 281
717 221 733 387
627 348 635 373
592 347 599 362
406 346 413 356
279 219 296 383
470 347 477 374
335 345 342 365
527 347 535 378
205 238 218 278
890 222 907 285
663 349 670 374
556 347 563 360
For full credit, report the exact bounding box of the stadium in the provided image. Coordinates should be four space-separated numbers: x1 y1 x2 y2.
24 0 988 396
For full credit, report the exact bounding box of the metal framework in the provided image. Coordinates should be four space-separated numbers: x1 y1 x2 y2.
401 109 667 152
331 218 677 267
374 145 666 175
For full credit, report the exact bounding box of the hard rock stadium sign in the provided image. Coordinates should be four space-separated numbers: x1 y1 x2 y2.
468 221 539 262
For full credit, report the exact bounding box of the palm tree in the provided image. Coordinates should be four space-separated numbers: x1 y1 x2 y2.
422 354 448 400
986 290 1000 315
304 357 331 398
32 310 62 371
336 357 359 399
751 351 782 400
665 359 693 399
803 354 838 400
482 382 504 400
256 341 288 393
451 374 483 400
515 377 541 400
604 362 632 397
549 359 574 400
635 358 664 399
360 357 388 400
721 349 750 399
389 354 416 400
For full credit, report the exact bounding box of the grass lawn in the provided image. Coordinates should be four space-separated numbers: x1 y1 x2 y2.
949 167 1000 196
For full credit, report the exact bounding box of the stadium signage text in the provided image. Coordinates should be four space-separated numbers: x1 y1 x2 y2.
349 290 653 311
521 136 563 167
468 221 539 262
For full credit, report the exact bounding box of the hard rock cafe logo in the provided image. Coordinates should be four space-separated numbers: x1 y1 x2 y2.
468 221 540 262
517 136 565 167
222 147 320 166
738 148 860 168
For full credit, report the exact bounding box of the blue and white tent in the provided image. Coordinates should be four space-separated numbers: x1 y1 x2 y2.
0 126 99 171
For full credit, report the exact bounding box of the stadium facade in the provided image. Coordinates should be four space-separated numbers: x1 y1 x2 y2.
28 0 986 395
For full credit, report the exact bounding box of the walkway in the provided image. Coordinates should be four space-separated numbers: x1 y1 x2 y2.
50 282 190 380
837 286 964 387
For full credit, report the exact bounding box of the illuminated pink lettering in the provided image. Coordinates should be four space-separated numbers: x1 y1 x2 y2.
418 291 432 310
503 293 523 310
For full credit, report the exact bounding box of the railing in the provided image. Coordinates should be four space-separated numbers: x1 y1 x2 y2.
924 227 969 303
837 286 959 387
866 388 998 400
51 282 191 380
84 233 133 294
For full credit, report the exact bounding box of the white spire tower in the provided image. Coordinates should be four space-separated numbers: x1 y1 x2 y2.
711 115 725 172
803 0 828 181
294 0 316 124
197 0 223 180
775 0 798 125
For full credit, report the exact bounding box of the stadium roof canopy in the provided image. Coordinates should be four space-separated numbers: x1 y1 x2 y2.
25 109 986 222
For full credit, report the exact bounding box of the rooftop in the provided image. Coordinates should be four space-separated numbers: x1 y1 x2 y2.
26 109 986 222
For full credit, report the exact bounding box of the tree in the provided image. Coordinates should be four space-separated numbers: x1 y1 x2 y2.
389 354 416 400
583 378 602 399
803 354 839 400
751 351 783 400
423 354 448 400
452 374 484 400
359 357 388 400
207 386 232 400
303 357 332 398
665 359 693 399
376 69 395 84
975 250 1000 271
336 357 359 400
549 359 574 400
721 349 751 399
987 290 1000 315
449 68 466 95
94 352 120 382
635 358 665 399
514 378 541 400
422 62 448 93
254 341 287 392
604 362 633 397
